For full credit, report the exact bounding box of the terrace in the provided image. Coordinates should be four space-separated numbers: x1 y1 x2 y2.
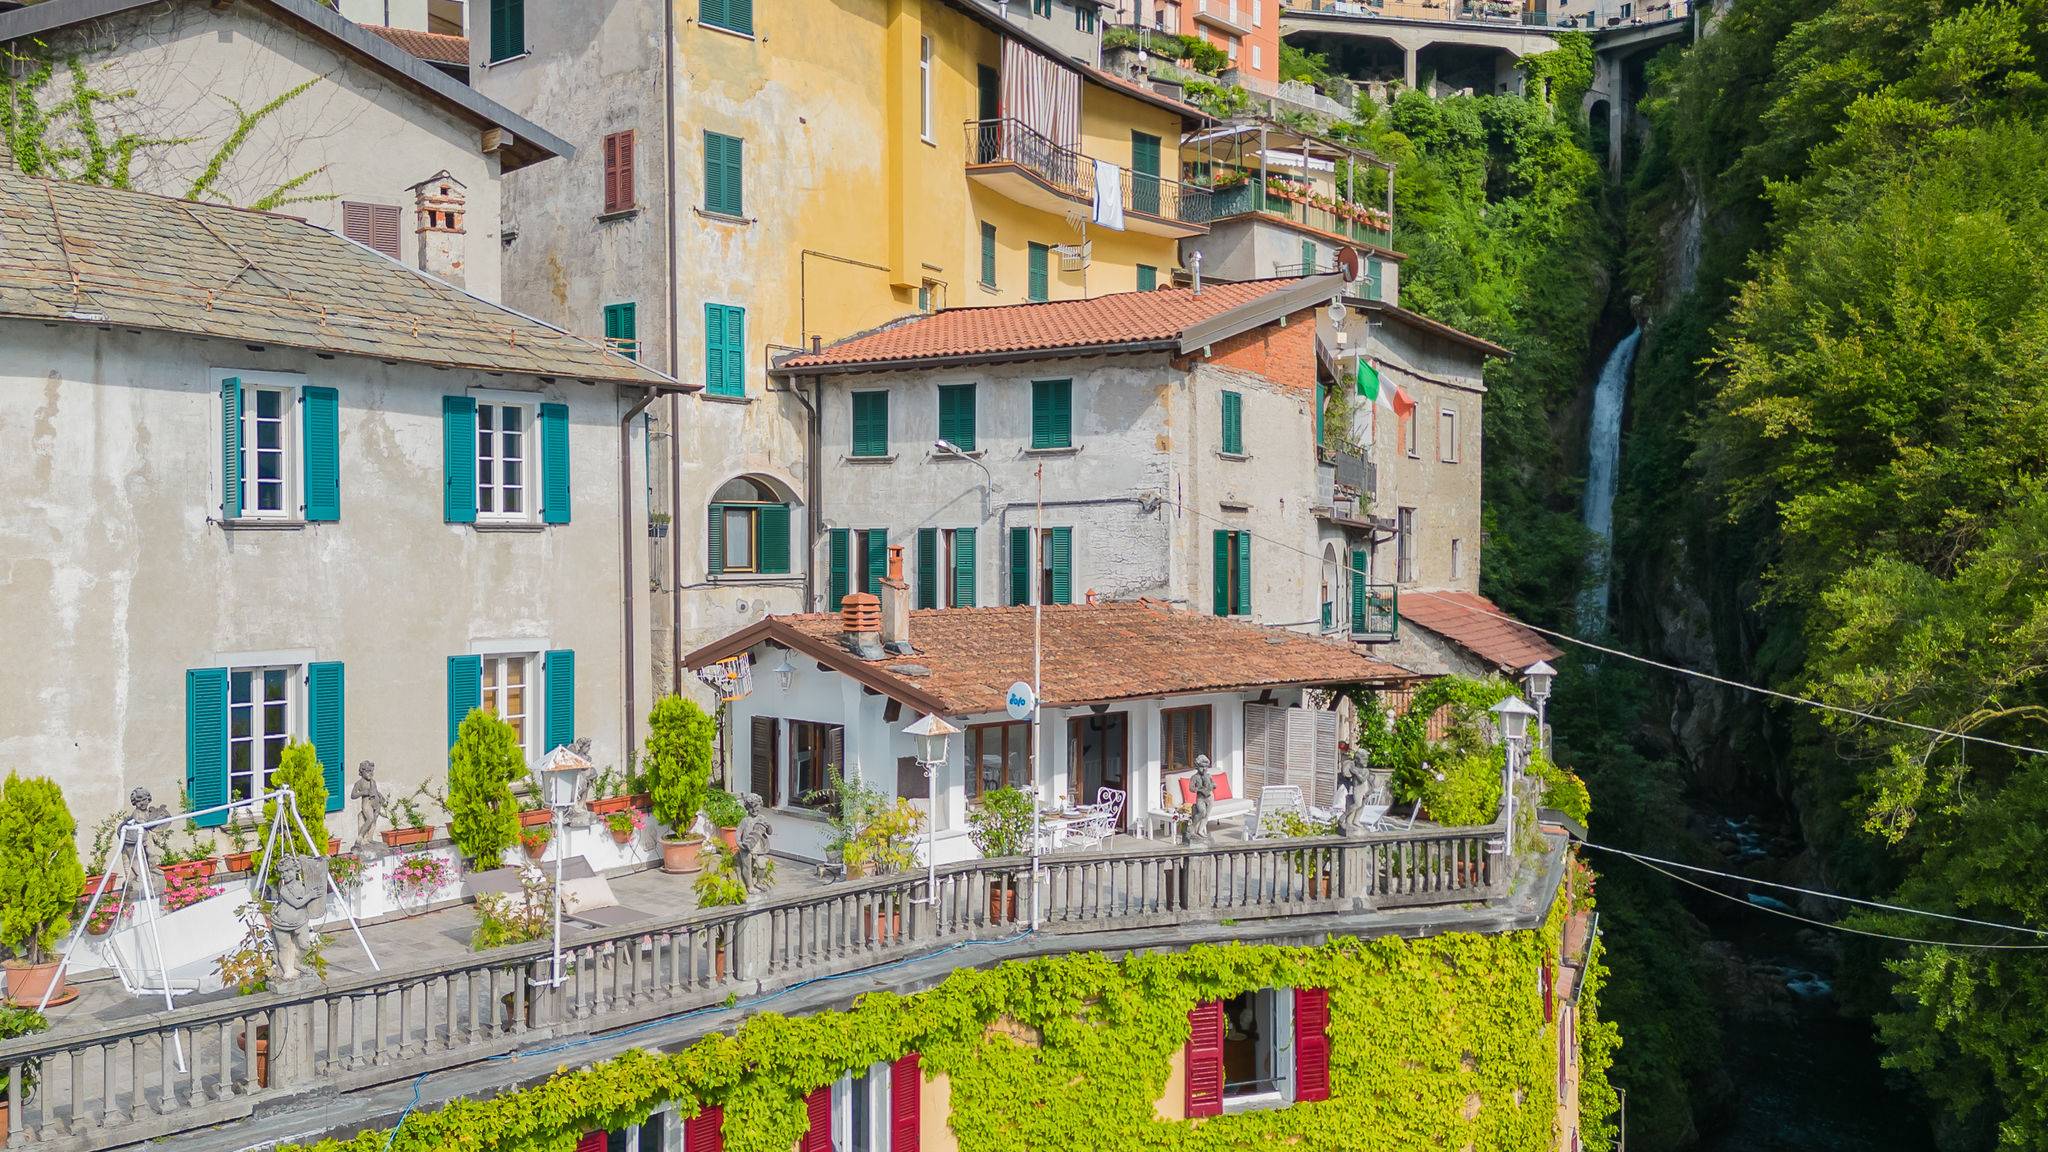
964 118 1213 238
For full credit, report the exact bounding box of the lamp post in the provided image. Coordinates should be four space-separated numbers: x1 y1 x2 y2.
903 713 960 906
1489 696 1537 850
770 652 798 693
935 439 993 522
531 746 590 988
1523 661 1555 756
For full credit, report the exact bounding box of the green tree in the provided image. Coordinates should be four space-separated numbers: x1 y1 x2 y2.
0 774 85 965
448 709 527 869
644 695 714 839
263 740 329 856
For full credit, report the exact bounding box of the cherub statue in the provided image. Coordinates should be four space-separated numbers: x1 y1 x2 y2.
733 792 774 894
351 761 388 855
1183 756 1215 844
266 854 327 982
1337 750 1370 836
118 787 172 890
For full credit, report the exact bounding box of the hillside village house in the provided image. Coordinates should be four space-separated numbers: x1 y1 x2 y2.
0 173 681 839
0 0 568 299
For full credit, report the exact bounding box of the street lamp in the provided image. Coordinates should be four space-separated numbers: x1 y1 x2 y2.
1523 660 1555 755
903 713 960 904
770 652 798 692
935 439 994 522
1489 696 1538 850
531 744 591 988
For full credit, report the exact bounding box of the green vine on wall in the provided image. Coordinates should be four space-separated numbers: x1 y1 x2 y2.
185 76 331 209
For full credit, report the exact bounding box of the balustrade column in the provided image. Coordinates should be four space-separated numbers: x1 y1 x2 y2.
271 1002 315 1091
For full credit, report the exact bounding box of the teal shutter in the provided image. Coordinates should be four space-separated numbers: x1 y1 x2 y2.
705 303 727 393
1221 391 1243 455
1137 264 1157 291
307 662 346 812
707 503 726 575
758 503 790 573
447 655 482 754
1316 383 1326 446
186 668 229 828
729 0 753 36
1028 243 1049 301
954 528 977 607
723 306 745 396
544 650 575 753
1366 258 1385 302
1350 550 1370 635
980 222 997 285
1213 532 1230 616
1302 239 1316 274
917 527 938 609
828 528 850 610
1032 380 1072 448
489 0 523 60
540 402 571 524
704 132 744 216
1236 530 1252 616
221 377 242 520
302 385 339 521
865 528 888 593
1131 131 1161 216
443 396 476 523
702 0 723 33
604 303 638 360
938 384 975 452
1010 526 1030 606
1048 527 1071 605
853 391 889 457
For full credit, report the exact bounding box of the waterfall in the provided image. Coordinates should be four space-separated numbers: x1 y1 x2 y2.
1578 328 1641 632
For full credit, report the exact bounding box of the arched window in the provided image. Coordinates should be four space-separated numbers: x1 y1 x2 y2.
709 476 792 576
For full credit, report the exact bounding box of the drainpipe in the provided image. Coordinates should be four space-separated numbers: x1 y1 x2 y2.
665 0 683 685
807 346 825 610
622 387 660 759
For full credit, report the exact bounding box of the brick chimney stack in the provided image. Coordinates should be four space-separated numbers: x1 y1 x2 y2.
841 594 883 660
410 171 468 289
879 545 911 652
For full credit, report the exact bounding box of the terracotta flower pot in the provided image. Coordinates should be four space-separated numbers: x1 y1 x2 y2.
163 859 218 886
868 908 902 944
519 809 555 828
382 826 434 848
224 851 259 873
716 826 739 851
588 796 633 816
661 837 703 875
987 881 1018 924
79 874 122 899
236 1026 269 1088
4 959 72 1008
626 793 653 811
610 826 635 845
523 837 551 861
326 838 341 856
1 1099 9 1145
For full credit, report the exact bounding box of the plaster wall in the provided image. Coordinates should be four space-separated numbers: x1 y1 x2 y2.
969 0 1105 65
13 1 506 298
1349 319 1486 594
336 0 430 31
0 322 641 843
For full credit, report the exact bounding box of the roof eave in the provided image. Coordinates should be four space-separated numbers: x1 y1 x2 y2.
1352 298 1513 360
1178 273 1345 354
770 338 1181 378
937 0 1210 127
684 620 955 717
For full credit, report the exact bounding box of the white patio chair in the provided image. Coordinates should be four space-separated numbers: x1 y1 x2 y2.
1249 785 1307 839
1095 788 1126 835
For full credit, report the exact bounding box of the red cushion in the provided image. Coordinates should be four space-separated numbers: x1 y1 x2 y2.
1212 775 1233 802
1176 776 1195 806
1175 773 1233 804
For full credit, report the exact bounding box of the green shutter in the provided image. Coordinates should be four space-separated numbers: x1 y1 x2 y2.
829 528 850 610
1010 526 1030 606
1131 131 1161 215
704 132 744 216
954 527 976 607
1315 383 1326 446
917 527 938 609
544 649 575 753
443 395 476 523
1028 243 1048 301
723 305 746 396
307 662 346 812
853 391 889 457
1048 526 1071 605
221 377 242 520
1366 258 1385 302
1221 391 1242 455
540 402 570 524
939 383 975 452
1137 264 1156 291
1236 530 1252 616
605 303 638 360
758 503 790 573
489 0 523 60
707 503 726 575
447 655 482 755
705 303 727 394
1302 239 1316 274
1032 380 1071 448
702 0 724 33
865 528 888 593
186 668 229 828
704 0 752 35
980 222 997 286
1350 550 1370 635
1213 532 1230 616
302 385 339 521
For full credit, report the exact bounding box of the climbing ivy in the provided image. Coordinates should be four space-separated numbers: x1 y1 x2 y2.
287 881 1614 1152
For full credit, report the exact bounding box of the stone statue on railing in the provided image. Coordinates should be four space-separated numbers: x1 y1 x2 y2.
351 761 388 856
266 854 327 982
119 787 172 891
1337 750 1370 836
734 792 773 894
1183 756 1215 845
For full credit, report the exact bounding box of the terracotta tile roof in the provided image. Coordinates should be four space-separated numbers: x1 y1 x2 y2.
362 25 469 66
1398 590 1564 671
0 173 679 387
776 279 1304 371
689 602 1416 716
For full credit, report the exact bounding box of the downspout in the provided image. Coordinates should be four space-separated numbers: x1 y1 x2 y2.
665 0 683 685
622 387 660 759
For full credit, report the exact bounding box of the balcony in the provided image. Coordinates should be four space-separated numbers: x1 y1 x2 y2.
1193 0 1254 33
1353 581 1399 640
1206 177 1395 249
965 118 1212 238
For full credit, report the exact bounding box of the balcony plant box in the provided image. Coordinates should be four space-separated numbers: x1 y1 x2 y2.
162 858 218 886
381 825 434 849
519 808 555 829
78 874 122 899
223 850 260 874
326 837 341 856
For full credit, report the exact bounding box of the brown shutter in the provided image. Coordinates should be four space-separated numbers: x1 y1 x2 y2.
890 1053 921 1152
602 134 620 213
1294 988 1331 1102
617 130 635 210
371 204 401 260
750 716 777 806
1185 1001 1224 1117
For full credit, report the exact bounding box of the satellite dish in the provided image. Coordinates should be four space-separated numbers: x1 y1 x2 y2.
1006 681 1038 720
1335 246 1363 282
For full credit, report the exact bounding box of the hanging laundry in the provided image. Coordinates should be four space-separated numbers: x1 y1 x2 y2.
1092 159 1125 231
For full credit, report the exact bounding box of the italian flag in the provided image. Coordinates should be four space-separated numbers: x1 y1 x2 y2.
1357 357 1408 412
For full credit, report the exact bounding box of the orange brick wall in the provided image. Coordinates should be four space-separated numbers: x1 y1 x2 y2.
1196 306 1318 393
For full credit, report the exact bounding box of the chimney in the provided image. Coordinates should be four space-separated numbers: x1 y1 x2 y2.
878 545 912 653
840 594 884 660
1190 250 1203 295
410 171 468 289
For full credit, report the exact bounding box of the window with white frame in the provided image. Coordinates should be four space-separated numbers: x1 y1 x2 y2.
240 384 296 518
919 35 934 142
476 401 532 521
1451 538 1464 580
1396 507 1417 583
1439 407 1460 463
229 667 296 802
1222 988 1296 1102
481 653 534 758
837 1063 890 1152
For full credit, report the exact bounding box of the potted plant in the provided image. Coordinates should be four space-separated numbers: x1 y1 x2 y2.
520 823 552 861
966 787 1035 924
703 788 747 851
517 799 555 829
470 869 558 951
843 798 923 881
262 740 330 857
605 808 646 845
381 788 436 849
645 694 715 875
84 897 128 937
448 708 528 870
692 838 753 910
328 852 365 895
808 766 888 879
586 766 633 816
222 819 259 874
0 774 85 1007
390 851 452 912
164 875 225 912
0 1004 49 1141
161 838 220 887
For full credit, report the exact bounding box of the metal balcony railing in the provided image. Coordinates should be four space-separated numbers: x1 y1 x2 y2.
965 118 1213 229
1206 179 1395 249
1353 581 1399 639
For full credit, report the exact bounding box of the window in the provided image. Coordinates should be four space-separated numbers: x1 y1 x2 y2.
1183 989 1329 1114
488 0 524 61
1400 403 1418 458
1251 43 1262 71
228 667 294 803
341 202 402 260
1252 0 1262 25
811 1060 914 1152
980 222 997 287
1077 4 1097 31
1321 545 1338 632
240 383 293 518
1365 257 1385 302
189 662 342 826
443 396 567 525
1031 0 1052 13
1451 538 1463 580
791 721 843 809
1301 239 1316 274
1439 407 1460 462
221 375 336 523
1030 379 1072 448
857 528 887 594
919 280 943 312
604 302 638 359
703 131 744 217
1213 530 1250 616
1028 242 1049 302
1227 34 1238 62
828 527 889 607
1039 525 1072 605
851 391 890 457
480 653 532 758
476 401 531 521
917 527 976 607
1220 390 1243 455
1131 131 1161 216
602 131 636 214
967 721 1032 799
938 383 976 451
1396 507 1417 583
580 1112 669 1152
1009 526 1031 605
700 0 753 36
707 476 790 575
1137 264 1157 291
1162 705 1211 775
704 303 746 396
918 36 933 142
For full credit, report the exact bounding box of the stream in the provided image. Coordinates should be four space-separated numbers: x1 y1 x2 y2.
1579 328 1641 633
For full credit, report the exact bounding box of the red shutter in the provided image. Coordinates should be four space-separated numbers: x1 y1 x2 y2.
891 1052 921 1152
1185 1001 1224 1118
1542 961 1555 1023
1294 987 1331 1103
575 1133 607 1152
685 1107 724 1152
801 1086 832 1152
602 134 620 213
617 130 635 210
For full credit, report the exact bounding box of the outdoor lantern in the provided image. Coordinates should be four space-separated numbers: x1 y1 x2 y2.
533 746 592 809
771 652 798 692
904 713 961 765
1523 661 1556 705
1489 696 1538 748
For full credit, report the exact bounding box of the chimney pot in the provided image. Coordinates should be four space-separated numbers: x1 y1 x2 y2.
841 593 881 637
879 546 911 649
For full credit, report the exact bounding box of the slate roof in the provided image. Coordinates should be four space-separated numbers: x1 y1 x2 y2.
362 25 469 67
686 602 1416 717
0 173 680 386
1398 590 1563 671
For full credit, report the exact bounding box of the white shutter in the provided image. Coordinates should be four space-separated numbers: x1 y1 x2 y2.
1283 709 1318 800
1244 703 1286 798
1312 710 1339 810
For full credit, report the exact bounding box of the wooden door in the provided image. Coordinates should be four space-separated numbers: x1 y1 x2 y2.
1069 712 1129 827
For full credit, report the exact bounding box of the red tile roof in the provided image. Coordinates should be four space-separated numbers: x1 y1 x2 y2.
687 602 1416 716
775 279 1304 372
1398 590 1564 671
362 25 469 66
